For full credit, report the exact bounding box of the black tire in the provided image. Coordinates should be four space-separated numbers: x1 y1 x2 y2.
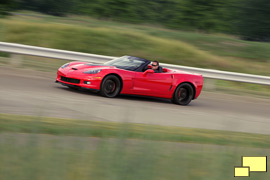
172 83 194 105
100 75 121 98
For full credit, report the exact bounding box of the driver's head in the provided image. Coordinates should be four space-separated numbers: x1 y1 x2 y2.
151 60 159 70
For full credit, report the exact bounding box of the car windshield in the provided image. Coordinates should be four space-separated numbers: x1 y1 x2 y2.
104 56 147 71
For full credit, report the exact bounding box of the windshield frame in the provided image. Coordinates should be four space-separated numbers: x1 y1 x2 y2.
104 56 150 72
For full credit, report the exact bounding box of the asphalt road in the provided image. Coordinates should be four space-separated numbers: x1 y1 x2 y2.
0 67 269 134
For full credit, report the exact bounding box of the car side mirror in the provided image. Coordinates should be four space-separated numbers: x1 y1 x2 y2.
143 69 154 76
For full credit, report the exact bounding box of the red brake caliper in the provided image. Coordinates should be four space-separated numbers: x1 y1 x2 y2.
178 89 181 99
111 83 116 92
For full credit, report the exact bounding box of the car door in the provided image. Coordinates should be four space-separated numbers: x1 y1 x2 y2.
132 71 172 98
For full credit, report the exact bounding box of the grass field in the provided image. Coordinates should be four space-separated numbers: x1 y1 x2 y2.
1 113 270 148
0 11 269 76
1 113 270 180
1 133 270 180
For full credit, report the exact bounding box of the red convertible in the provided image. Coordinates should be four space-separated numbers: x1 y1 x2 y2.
56 56 203 105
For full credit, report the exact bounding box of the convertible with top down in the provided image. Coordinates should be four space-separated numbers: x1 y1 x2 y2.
55 56 203 105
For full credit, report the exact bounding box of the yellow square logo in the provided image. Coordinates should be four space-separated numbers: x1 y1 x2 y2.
242 156 267 172
234 167 250 177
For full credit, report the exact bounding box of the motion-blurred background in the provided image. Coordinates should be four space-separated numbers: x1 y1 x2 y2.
0 0 269 180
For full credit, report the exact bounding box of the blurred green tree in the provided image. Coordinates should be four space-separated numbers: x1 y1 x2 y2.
0 0 16 16
38 0 74 16
237 0 270 41
19 0 40 11
4 0 270 41
179 0 234 32
18 0 74 16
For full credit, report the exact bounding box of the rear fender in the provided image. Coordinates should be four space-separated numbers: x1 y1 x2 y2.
171 74 203 99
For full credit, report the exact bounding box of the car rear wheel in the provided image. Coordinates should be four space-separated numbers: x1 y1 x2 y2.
172 83 194 105
100 75 121 98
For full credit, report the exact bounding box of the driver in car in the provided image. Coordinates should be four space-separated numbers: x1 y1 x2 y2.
151 60 163 73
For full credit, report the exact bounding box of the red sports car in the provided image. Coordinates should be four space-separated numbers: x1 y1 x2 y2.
56 56 203 105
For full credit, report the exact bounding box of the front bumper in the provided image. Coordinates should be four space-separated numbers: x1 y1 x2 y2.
56 71 102 90
55 80 99 92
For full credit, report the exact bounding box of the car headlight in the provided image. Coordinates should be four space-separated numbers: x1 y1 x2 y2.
61 63 70 69
83 69 102 74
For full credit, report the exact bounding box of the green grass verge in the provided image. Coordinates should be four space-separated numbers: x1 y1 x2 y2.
0 12 269 76
1 113 270 148
1 113 270 180
215 80 270 97
1 133 268 180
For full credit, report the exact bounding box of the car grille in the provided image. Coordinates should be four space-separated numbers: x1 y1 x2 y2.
61 76 80 84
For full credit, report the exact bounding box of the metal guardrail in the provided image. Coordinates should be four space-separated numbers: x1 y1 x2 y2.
0 42 113 63
0 42 269 85
160 63 270 85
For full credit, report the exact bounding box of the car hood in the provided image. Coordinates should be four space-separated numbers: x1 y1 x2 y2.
58 63 117 77
67 63 116 72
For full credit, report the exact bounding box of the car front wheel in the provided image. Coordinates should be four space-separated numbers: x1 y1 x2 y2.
100 75 121 98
